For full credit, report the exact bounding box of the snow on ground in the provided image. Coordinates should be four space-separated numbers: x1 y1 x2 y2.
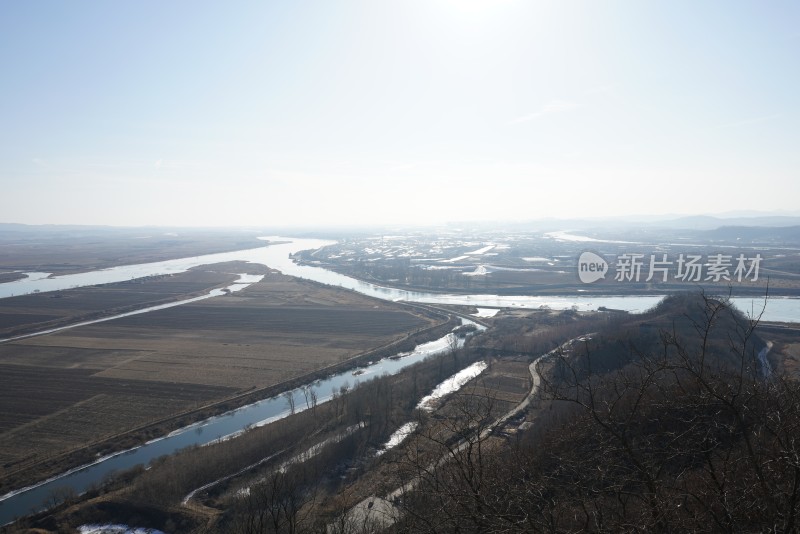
473 308 499 318
463 265 490 276
487 265 544 272
462 264 550 277
417 361 488 412
545 230 638 244
182 450 285 505
441 255 469 263
79 526 164 534
758 342 773 378
222 423 367 503
376 422 419 456
422 265 462 270
465 245 495 255
278 423 365 472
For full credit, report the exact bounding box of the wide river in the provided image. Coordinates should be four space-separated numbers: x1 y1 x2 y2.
2 236 796 321
0 236 797 523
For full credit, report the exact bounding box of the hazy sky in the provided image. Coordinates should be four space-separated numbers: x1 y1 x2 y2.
1 1 798 227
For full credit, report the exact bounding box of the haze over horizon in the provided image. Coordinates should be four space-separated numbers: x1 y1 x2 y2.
2 1 798 228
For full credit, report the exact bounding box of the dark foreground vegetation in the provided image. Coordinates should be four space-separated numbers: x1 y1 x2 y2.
7 292 800 533
393 293 798 533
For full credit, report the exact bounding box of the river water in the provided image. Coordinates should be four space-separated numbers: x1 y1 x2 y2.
0 247 277 299
0 329 467 524
0 274 263 344
0 236 797 523
2 236 796 321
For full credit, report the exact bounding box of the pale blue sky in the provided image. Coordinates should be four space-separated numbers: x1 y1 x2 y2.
1 1 798 227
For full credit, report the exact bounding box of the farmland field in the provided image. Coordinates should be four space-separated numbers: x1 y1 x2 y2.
0 228 266 275
0 271 438 493
0 265 259 338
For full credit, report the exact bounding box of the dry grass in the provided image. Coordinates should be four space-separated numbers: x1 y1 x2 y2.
0 394 204 468
778 342 800 378
0 273 436 490
473 358 533 404
0 267 254 337
329 355 534 510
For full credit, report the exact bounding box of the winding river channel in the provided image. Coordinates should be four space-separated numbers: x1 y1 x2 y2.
1 237 798 523
3 237 795 320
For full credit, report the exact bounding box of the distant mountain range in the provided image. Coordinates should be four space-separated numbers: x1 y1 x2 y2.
649 215 800 230
3 214 800 236
701 225 800 242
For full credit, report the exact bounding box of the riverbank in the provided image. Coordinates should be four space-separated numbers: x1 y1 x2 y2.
2 235 799 527
0 264 269 340
300 260 798 298
0 228 268 277
12 324 486 531
0 274 450 501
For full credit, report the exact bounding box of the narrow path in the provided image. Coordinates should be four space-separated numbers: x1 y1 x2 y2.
375 332 594 514
181 449 286 507
343 353 547 528
758 341 774 378
0 275 260 344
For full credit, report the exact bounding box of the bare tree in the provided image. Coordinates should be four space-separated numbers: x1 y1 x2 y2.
529 292 800 532
388 292 800 533
283 391 296 415
229 467 315 534
391 381 507 532
309 388 318 414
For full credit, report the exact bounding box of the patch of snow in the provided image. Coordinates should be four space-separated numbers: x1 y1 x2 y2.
376 422 419 456
544 230 638 244
79 525 165 534
466 245 495 255
279 423 366 472
473 308 499 318
417 361 488 411
441 255 470 263
232 424 368 499
182 450 285 505
421 265 462 270
758 342 773 378
462 265 490 277
485 265 542 272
